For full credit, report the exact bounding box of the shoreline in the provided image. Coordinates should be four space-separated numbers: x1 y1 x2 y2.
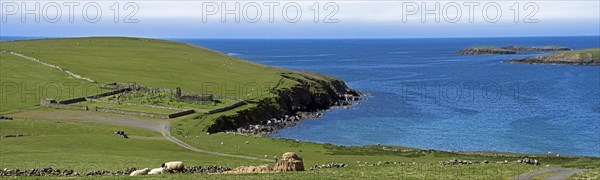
226 91 368 137
228 99 364 136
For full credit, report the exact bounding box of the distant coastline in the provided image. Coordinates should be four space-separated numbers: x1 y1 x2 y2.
457 45 571 55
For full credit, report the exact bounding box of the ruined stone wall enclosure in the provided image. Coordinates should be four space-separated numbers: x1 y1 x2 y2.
40 82 246 119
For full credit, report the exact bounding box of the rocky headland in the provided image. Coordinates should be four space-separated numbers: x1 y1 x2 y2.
507 48 599 65
457 45 571 55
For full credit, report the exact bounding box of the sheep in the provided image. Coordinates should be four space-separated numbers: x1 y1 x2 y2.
148 167 166 175
130 168 150 176
161 161 184 173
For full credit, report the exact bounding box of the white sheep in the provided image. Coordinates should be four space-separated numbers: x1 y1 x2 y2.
161 161 185 172
129 168 150 176
148 167 166 175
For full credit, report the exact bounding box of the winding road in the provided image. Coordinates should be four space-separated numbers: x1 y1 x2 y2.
11 109 273 162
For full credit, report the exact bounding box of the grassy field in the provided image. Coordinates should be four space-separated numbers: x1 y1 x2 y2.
0 116 543 179
0 118 254 172
0 52 102 114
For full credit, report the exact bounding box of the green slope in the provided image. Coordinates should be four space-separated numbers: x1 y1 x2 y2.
0 53 100 113
0 37 287 100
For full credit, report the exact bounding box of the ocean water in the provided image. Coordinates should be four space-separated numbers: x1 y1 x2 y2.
3 36 599 157
177 37 600 157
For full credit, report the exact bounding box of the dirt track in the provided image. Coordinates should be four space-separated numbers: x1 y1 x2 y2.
10 109 273 162
511 168 586 180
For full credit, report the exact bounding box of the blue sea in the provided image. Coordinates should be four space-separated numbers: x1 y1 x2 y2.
181 37 600 157
3 36 599 157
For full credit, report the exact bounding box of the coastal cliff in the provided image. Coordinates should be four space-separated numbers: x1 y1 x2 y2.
206 71 361 135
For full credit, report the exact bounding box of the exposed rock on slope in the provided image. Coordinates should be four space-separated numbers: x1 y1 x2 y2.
206 71 361 134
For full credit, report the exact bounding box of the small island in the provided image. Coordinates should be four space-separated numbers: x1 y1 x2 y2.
457 45 571 55
507 48 600 65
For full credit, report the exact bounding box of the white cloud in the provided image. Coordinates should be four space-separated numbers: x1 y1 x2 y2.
128 1 599 23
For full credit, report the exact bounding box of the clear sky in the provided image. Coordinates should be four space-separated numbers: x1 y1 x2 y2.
1 0 599 38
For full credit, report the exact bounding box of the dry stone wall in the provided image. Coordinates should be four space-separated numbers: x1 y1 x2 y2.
94 107 170 119
207 101 247 114
38 82 248 118
45 103 88 111
58 97 86 104
1 50 96 82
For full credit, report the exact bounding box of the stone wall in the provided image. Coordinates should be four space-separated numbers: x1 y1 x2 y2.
94 107 170 119
93 107 196 119
54 88 130 105
2 51 96 82
168 110 196 118
58 97 87 104
45 103 88 111
86 88 131 99
207 101 247 114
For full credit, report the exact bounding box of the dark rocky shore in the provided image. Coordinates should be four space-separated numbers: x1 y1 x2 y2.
507 58 600 65
206 71 364 136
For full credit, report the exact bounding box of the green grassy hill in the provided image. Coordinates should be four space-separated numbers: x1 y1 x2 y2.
1 37 355 131
0 53 100 113
1 37 285 100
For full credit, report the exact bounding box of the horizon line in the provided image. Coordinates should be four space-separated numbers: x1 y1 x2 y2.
1 34 599 40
